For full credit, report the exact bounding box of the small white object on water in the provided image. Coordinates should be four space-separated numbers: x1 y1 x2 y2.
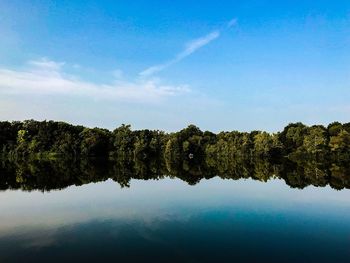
188 153 194 159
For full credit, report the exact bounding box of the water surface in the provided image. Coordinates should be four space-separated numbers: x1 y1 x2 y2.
0 160 349 262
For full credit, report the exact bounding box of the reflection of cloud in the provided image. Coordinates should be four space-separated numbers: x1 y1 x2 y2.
0 214 192 253
0 58 190 103
21 229 58 249
140 18 237 76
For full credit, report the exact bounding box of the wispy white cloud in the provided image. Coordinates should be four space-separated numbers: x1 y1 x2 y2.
179 31 220 59
139 18 237 76
140 31 220 76
28 57 65 71
227 18 238 28
0 58 190 103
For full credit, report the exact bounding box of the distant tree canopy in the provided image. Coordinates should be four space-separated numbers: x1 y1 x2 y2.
1 120 350 162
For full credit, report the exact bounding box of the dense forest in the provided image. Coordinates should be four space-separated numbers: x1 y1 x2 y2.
1 120 350 191
1 120 350 162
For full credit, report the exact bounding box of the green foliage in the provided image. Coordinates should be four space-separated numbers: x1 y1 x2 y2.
302 125 328 154
329 130 350 154
80 128 111 157
164 136 181 165
328 122 343 136
279 122 307 153
133 130 164 160
254 132 274 156
112 124 135 159
17 130 28 144
0 120 350 162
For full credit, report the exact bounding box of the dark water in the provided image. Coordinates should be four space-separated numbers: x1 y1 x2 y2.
0 159 350 262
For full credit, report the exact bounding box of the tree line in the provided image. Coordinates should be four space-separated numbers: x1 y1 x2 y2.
1 120 350 161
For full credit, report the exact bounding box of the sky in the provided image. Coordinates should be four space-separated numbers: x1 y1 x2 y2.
0 0 349 132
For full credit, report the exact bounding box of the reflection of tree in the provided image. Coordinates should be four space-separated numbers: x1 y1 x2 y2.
1 156 350 192
329 164 350 190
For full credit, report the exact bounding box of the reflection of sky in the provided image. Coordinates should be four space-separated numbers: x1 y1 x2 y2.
1 177 350 232
0 178 350 262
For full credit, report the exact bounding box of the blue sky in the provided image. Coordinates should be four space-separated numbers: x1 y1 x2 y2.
0 0 349 132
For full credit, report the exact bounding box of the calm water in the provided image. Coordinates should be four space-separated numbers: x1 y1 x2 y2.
0 160 350 262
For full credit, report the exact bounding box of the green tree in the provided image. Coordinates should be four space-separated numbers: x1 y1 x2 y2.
112 124 135 159
279 122 307 153
329 130 350 153
80 128 111 157
328 122 343 136
302 125 328 154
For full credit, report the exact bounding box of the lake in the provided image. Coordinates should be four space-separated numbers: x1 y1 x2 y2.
0 159 349 262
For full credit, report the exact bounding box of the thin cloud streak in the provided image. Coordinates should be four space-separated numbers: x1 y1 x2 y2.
140 31 220 76
139 18 237 77
227 18 238 28
0 58 190 103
